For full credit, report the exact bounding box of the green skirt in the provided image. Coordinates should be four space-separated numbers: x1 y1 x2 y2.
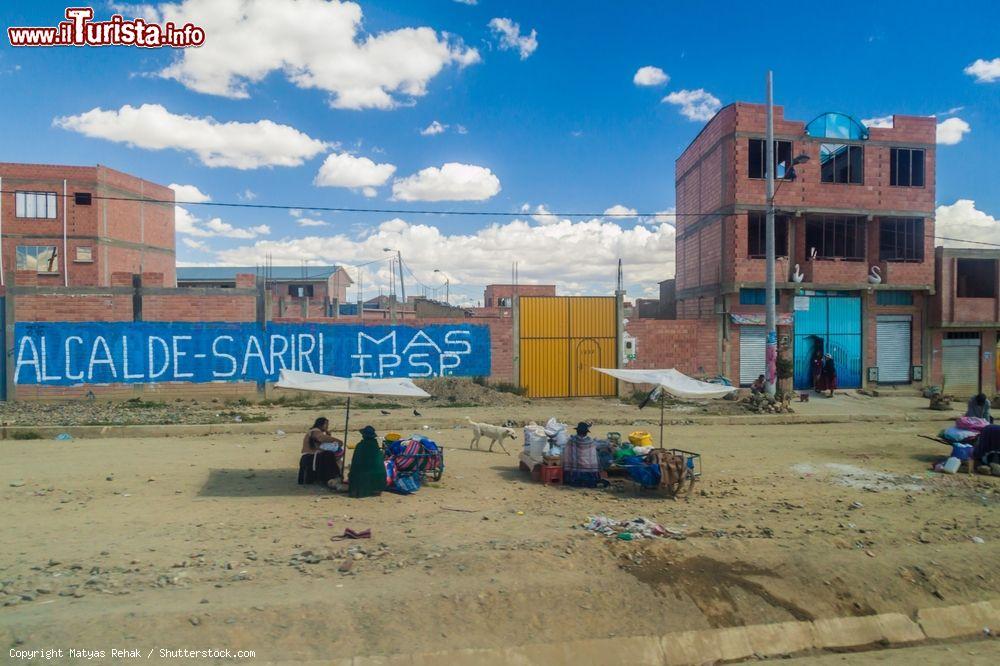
348 437 385 498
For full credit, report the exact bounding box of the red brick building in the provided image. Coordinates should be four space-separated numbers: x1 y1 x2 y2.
675 104 935 389
931 247 1000 397
177 265 352 317
0 162 175 287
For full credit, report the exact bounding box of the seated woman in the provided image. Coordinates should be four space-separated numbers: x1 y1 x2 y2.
348 425 386 498
750 374 765 395
562 422 608 488
299 417 345 489
966 393 993 423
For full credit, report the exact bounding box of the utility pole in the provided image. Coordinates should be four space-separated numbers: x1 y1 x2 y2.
396 250 406 321
764 70 777 397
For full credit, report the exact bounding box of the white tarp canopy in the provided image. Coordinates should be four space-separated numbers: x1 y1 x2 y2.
594 368 734 400
275 369 431 398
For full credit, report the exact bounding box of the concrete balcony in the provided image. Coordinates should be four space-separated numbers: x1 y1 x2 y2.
953 297 997 323
802 258 870 284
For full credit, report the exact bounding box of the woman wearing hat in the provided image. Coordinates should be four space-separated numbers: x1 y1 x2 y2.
562 422 605 487
348 425 386 498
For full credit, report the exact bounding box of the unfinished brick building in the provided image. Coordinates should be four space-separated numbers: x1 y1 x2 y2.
674 104 935 389
0 162 175 287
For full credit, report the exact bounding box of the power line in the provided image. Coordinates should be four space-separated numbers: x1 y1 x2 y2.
6 190 998 248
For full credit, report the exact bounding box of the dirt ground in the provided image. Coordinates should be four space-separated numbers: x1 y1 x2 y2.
1 401 998 663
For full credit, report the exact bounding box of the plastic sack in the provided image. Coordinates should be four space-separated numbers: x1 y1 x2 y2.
951 443 974 461
524 425 548 458
940 427 978 443
956 416 990 432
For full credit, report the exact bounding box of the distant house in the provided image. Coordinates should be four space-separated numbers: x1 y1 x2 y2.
177 265 353 317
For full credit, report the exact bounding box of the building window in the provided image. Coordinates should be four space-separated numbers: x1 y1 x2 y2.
889 148 925 187
748 139 793 179
946 331 981 340
75 246 93 263
805 216 866 260
876 290 914 306
16 245 59 273
74 192 93 205
739 288 779 305
956 258 997 298
497 297 513 307
747 212 788 258
14 191 58 219
819 144 863 184
288 284 314 298
879 218 924 262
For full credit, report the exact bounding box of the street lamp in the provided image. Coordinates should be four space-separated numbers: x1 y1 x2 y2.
764 70 810 397
433 269 450 305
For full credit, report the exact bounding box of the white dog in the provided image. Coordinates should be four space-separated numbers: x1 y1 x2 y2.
466 418 517 453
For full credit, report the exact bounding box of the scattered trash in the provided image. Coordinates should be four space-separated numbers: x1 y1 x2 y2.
234 415 243 423
849 501 864 510
971 536 985 544
582 516 684 540
516 511 524 516
9 480 25 488
441 506 477 513
275 430 286 437
331 528 371 540
55 433 73 441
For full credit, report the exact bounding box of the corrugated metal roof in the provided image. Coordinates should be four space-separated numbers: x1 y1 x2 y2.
177 266 341 281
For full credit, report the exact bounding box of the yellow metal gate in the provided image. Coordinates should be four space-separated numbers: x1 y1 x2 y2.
519 296 617 398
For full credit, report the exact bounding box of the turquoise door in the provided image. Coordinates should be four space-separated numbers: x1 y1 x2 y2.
793 292 862 389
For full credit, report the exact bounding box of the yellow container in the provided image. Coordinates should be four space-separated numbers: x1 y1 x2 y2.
385 432 402 442
628 431 652 447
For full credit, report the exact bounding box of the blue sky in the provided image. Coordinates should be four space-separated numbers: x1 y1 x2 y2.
1 0 999 303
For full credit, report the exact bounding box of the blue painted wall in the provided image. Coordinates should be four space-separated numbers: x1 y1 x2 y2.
13 322 491 386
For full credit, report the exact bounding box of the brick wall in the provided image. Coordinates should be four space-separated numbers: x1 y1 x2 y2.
625 319 718 377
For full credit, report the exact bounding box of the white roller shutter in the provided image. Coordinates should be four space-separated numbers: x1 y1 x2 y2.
876 316 911 383
739 326 766 386
942 337 980 398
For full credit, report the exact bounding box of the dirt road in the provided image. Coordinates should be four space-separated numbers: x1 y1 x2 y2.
1 406 998 662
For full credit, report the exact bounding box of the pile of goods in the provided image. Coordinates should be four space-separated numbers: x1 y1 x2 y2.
581 515 685 541
523 417 570 462
742 391 794 414
934 416 1000 476
383 435 444 493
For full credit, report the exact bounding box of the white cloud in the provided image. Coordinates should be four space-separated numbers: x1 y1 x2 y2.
521 203 568 226
314 152 396 197
392 162 500 201
862 115 893 129
175 205 270 239
633 66 668 87
455 124 468 134
964 58 1000 83
289 208 303 218
54 104 328 169
147 0 479 109
237 189 257 201
168 183 211 203
182 237 210 251
936 200 1000 247
420 120 447 136
453 0 477 4
211 216 676 299
488 17 538 60
662 89 722 122
649 208 676 226
297 217 329 227
937 117 971 145
603 204 638 218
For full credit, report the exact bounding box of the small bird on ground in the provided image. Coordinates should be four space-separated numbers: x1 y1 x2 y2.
413 409 422 416
380 410 391 415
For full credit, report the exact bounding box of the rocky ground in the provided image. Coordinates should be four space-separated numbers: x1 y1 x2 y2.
1 407 998 662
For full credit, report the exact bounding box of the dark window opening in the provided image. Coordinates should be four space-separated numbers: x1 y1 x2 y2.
889 148 924 187
805 216 866 260
879 218 924 261
74 192 92 205
748 139 793 179
876 290 914 306
288 284 314 298
820 144 863 184
739 288 780 305
747 212 789 258
946 331 981 340
956 259 997 298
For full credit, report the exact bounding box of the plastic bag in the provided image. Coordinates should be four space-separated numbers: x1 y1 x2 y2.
524 425 547 458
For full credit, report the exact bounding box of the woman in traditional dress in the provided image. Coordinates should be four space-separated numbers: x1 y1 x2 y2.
348 425 386 498
562 422 606 488
298 417 345 488
821 353 837 398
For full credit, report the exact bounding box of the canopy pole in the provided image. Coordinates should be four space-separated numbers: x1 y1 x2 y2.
659 391 665 449
342 396 351 481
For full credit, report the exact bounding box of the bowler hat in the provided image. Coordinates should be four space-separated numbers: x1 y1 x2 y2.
575 422 590 435
359 425 377 438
